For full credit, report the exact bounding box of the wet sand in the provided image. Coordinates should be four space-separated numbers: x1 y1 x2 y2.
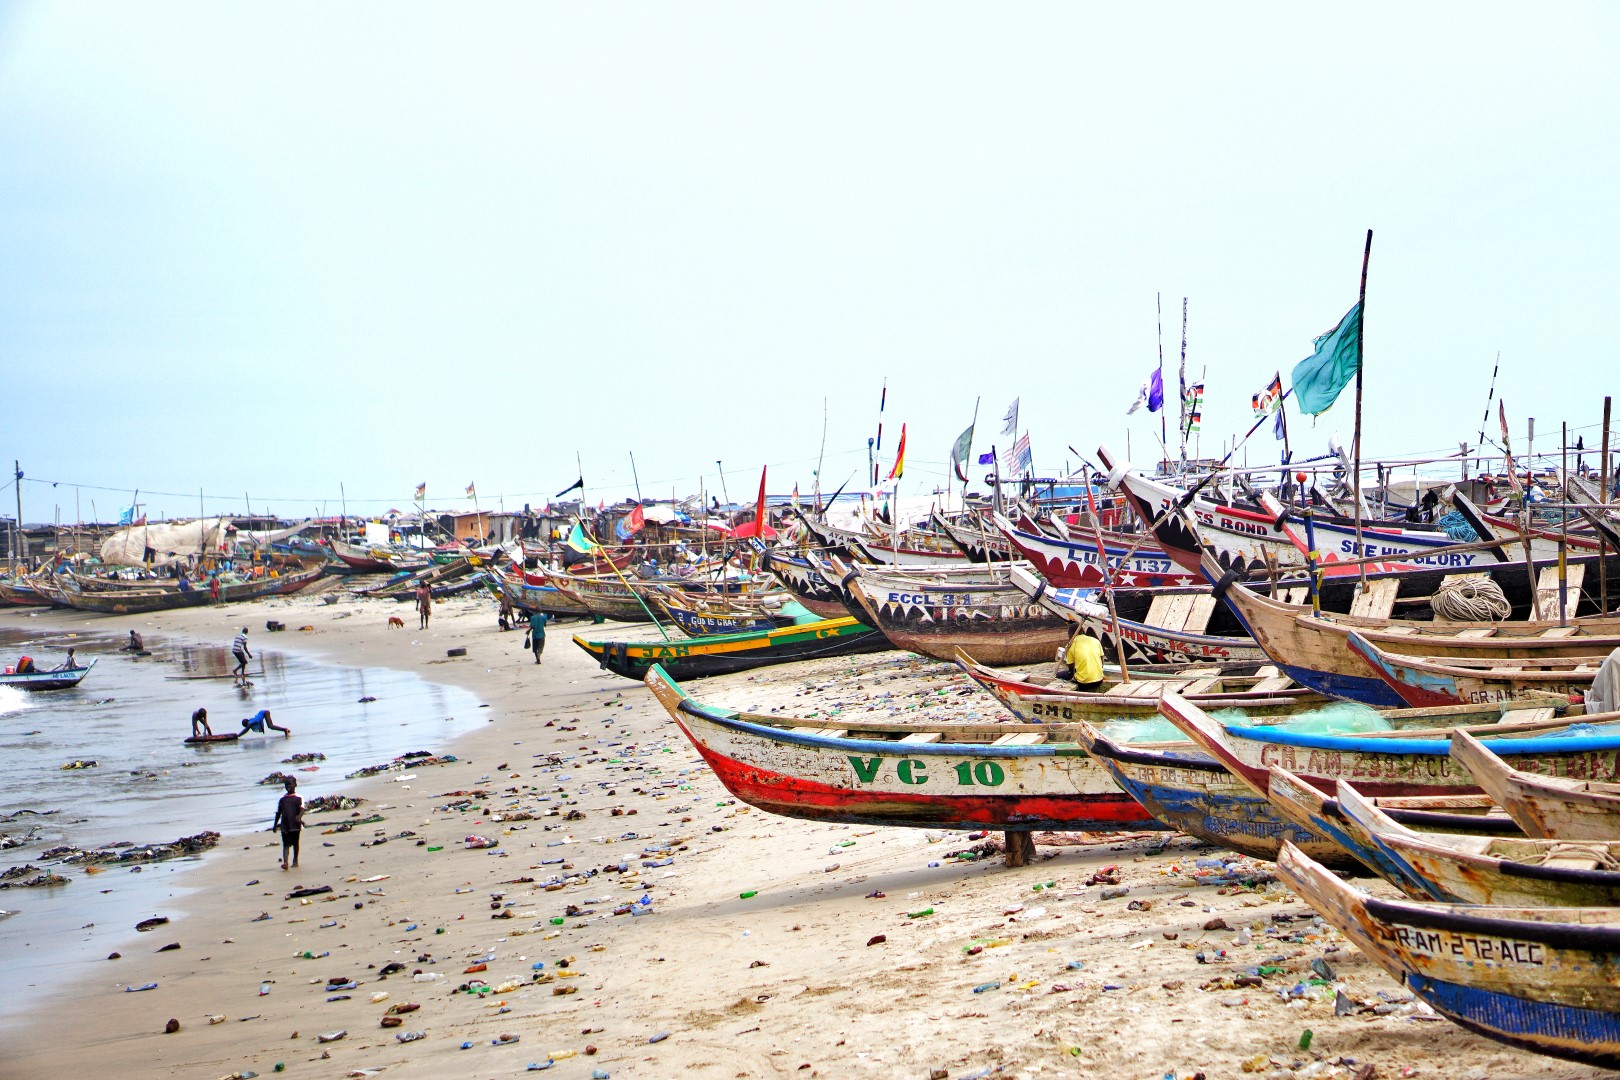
0 589 1607 1080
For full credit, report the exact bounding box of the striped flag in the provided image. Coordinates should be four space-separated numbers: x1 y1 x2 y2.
1183 381 1205 436
1252 372 1283 415
1006 432 1032 474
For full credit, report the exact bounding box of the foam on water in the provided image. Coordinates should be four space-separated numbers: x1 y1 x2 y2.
0 685 30 718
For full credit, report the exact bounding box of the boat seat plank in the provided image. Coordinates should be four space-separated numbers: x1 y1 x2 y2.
899 732 942 744
1146 593 1194 632
1538 626 1582 638
1349 577 1400 620
1248 676 1294 693
1535 564 1586 621
1182 595 1217 636
1501 708 1555 724
1252 665 1280 678
1456 628 1498 639
1380 626 1418 636
810 728 849 738
1102 683 1140 697
1280 587 1309 605
1181 678 1219 695
992 732 1047 746
1541 855 1603 871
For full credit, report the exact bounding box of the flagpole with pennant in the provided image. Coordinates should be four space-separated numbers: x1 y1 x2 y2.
1352 230 1372 588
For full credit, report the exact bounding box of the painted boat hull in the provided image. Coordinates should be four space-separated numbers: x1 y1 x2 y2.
577 617 892 680
841 565 1070 665
992 512 1197 590
643 665 1163 831
59 562 323 614
1451 729 1620 840
1278 842 1620 1069
0 659 96 691
1347 631 1602 707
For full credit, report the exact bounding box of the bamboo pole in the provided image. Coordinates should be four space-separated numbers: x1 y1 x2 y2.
1602 396 1612 615
1560 422 1569 626
1353 229 1372 592
1081 464 1130 684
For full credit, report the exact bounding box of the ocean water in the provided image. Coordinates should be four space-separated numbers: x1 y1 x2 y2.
0 625 485 1016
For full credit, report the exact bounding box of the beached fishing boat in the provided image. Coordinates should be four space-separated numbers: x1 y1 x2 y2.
1451 729 1620 840
329 537 431 574
1330 778 1620 906
494 571 592 617
1069 717 1353 864
576 616 891 680
954 650 1327 722
0 578 51 607
991 511 1197 590
56 559 325 614
1277 841 1620 1069
760 549 851 619
538 568 658 622
929 508 1013 562
0 658 97 691
1007 562 1265 665
655 588 807 637
833 557 1070 665
1156 689 1620 797
1347 630 1609 707
642 664 1164 831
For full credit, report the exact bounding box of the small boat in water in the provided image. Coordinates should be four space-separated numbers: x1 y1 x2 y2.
0 658 97 691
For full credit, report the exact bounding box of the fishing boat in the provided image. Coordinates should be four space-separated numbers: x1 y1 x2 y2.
538 568 658 622
1068 717 1353 864
1277 841 1620 1069
1347 630 1608 707
329 537 431 574
929 508 1013 562
0 578 51 607
1157 689 1620 797
833 556 1070 665
56 560 325 614
1451 729 1620 840
0 658 97 691
1165 538 1620 706
1008 562 1265 665
1330 778 1620 906
494 570 592 617
642 664 1164 831
991 511 1198 590
655 588 807 638
954 650 1327 722
760 549 851 619
576 616 891 680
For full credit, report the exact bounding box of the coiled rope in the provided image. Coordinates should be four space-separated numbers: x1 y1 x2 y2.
1436 510 1479 542
1521 842 1620 872
1431 576 1512 622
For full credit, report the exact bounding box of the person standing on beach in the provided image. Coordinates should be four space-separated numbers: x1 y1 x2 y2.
271 776 303 870
231 626 252 685
527 609 551 664
416 580 432 629
209 574 221 604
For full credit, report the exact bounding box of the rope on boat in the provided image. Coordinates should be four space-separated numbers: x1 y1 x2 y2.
1436 510 1479 542
1521 842 1620 871
1431 576 1511 622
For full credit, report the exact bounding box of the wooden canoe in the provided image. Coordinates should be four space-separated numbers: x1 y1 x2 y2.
1277 841 1620 1069
759 549 853 620
1156 689 1620 797
1347 630 1606 707
834 557 1069 665
495 572 591 617
576 616 891 680
1331 778 1620 906
57 560 324 614
641 664 1163 832
1451 729 1620 841
990 511 1197 590
1068 718 1353 864
0 659 96 691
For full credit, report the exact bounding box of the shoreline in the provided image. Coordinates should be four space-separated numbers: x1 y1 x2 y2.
0 591 1606 1079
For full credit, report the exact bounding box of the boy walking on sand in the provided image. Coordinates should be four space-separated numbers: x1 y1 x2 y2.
272 776 303 870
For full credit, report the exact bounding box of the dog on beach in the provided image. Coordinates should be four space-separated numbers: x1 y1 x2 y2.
387 616 405 629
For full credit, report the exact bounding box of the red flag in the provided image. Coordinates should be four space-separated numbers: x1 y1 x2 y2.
886 424 907 480
732 466 776 539
625 505 646 534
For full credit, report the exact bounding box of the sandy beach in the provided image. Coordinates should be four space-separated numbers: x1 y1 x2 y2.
0 590 1609 1080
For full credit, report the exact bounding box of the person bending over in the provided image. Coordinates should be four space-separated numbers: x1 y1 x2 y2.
241 708 290 737
191 707 213 738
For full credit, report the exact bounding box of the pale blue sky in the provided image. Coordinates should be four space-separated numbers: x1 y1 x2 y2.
2 3 1617 521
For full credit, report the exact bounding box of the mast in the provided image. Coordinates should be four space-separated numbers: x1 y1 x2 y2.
1156 294 1166 472
1352 229 1372 590
1178 297 1188 464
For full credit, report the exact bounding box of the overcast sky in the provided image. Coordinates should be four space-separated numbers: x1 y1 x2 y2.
2 4 1617 522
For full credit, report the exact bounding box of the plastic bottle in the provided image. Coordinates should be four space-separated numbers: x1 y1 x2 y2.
739 890 757 899
907 907 934 919
258 982 272 996
413 972 443 983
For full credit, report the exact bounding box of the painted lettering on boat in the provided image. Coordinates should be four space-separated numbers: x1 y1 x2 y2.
1390 925 1544 966
843 756 1006 788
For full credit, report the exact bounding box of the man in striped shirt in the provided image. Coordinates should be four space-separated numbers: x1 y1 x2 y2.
232 627 252 685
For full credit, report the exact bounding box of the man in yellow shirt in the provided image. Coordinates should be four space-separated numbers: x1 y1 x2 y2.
1063 630 1105 692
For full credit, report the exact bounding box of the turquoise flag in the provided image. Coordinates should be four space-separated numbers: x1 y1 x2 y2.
565 522 599 554
1291 301 1362 416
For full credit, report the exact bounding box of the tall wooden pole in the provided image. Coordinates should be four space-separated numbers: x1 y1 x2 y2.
1559 422 1569 626
1601 396 1612 616
13 460 23 571
1352 229 1373 591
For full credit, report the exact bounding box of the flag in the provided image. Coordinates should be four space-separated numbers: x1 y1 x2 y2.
886 424 906 480
414 482 426 501
1183 380 1205 436
1252 372 1283 415
1007 432 1032 474
1273 407 1286 441
1291 301 1363 416
465 482 476 499
732 467 776 539
950 422 975 482
1001 398 1020 437
976 451 995 465
555 477 584 498
565 522 599 553
1498 400 1522 494
1128 367 1165 415
791 482 800 510
625 504 646 534
118 506 136 526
